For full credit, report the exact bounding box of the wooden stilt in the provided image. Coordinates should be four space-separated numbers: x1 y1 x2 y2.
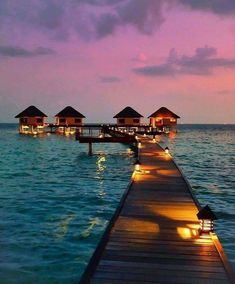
88 142 92 155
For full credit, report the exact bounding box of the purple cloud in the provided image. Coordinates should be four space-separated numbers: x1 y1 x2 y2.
133 46 235 76
0 46 55 57
0 0 235 44
178 0 235 15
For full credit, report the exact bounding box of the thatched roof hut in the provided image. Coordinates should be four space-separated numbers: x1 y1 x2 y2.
55 106 85 126
114 106 143 126
148 107 180 129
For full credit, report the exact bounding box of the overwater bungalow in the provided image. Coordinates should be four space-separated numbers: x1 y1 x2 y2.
15 105 47 134
148 107 180 131
55 106 85 135
113 106 143 127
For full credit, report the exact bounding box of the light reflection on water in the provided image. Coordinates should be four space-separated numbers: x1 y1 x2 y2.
0 124 134 283
0 124 234 283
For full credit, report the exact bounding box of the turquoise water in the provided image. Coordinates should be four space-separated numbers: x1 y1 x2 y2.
0 124 234 283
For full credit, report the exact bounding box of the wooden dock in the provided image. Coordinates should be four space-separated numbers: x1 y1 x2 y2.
80 136 234 283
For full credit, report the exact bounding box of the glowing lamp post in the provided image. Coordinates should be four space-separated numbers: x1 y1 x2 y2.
165 147 169 154
197 205 217 234
134 159 141 172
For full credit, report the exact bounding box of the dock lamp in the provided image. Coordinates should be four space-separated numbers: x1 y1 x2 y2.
197 205 217 234
165 147 169 154
134 159 141 172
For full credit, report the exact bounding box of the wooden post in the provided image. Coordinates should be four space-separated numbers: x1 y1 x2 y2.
88 142 92 155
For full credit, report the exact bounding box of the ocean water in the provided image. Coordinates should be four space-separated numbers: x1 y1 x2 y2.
0 124 234 283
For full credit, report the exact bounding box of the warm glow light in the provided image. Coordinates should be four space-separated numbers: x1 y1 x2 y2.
135 164 140 172
153 138 156 143
134 160 141 172
165 147 169 154
177 227 192 239
200 219 213 233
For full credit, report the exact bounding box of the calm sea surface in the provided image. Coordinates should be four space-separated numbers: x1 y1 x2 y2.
0 124 234 283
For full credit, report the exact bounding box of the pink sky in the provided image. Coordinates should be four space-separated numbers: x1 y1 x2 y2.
0 0 235 123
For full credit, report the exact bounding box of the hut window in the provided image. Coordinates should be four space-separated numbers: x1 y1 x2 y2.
133 119 140 123
59 118 66 123
20 118 27 123
170 118 176 122
37 118 43 123
118 119 125 124
75 118 81 123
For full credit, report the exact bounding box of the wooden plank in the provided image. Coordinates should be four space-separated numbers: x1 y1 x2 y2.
106 244 219 257
93 271 228 284
103 249 222 264
97 265 228 280
99 260 226 273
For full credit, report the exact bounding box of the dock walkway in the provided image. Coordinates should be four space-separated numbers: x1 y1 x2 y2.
80 137 234 283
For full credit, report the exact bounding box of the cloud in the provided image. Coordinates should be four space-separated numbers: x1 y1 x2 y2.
99 76 121 83
133 64 174 76
76 0 167 39
94 13 120 38
0 0 235 43
0 46 55 57
36 1 64 30
0 0 167 41
133 46 235 77
177 0 235 15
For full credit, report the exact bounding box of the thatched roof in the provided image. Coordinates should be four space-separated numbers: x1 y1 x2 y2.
15 105 47 118
113 106 143 118
55 106 85 118
148 107 180 118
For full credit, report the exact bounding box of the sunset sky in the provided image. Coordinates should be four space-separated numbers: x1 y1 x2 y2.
0 0 235 123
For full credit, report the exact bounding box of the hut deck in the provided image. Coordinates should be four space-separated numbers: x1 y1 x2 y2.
80 137 234 284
